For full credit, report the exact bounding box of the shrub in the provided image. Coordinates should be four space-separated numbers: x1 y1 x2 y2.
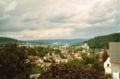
0 45 32 79
38 64 106 79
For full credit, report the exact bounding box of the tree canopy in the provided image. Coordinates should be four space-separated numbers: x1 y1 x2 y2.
85 33 120 48
38 64 106 79
0 45 32 79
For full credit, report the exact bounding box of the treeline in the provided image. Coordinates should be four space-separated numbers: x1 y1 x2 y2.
85 33 120 49
29 46 61 57
0 37 18 44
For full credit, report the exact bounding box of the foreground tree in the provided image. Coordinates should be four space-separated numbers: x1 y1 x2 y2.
0 45 32 79
38 64 106 79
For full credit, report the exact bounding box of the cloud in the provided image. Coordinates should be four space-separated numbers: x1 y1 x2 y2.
5 1 17 12
21 28 73 38
0 0 119 39
0 27 74 39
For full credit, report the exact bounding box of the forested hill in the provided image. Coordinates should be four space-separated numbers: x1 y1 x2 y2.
0 37 18 44
85 33 120 49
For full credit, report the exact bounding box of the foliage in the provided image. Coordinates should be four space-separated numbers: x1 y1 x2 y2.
102 50 109 62
31 65 43 74
51 48 61 54
68 59 84 65
68 53 105 76
0 37 18 44
28 48 38 56
0 44 32 79
38 64 106 79
38 51 106 79
68 47 83 53
35 47 61 57
85 33 120 48
35 47 51 57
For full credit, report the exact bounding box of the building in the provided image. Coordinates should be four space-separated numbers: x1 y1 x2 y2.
109 42 120 79
104 57 111 75
81 43 89 50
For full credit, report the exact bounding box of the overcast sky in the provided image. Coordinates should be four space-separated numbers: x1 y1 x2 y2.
0 0 120 40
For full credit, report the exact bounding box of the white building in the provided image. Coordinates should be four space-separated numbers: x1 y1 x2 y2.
109 42 120 79
81 43 89 50
104 57 111 74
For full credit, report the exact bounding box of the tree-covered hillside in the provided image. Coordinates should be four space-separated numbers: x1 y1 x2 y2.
85 33 120 49
0 37 18 44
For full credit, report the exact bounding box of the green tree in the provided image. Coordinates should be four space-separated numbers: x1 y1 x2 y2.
102 50 109 62
31 64 43 74
68 54 105 77
0 45 32 79
38 64 106 79
85 32 120 48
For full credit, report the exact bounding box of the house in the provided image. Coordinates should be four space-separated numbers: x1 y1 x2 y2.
104 57 111 75
81 43 89 50
109 42 120 79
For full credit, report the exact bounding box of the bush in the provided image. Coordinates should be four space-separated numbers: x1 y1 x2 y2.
68 55 105 76
31 65 43 74
0 45 32 79
38 64 106 79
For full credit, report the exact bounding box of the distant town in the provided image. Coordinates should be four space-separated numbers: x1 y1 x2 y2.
0 32 120 79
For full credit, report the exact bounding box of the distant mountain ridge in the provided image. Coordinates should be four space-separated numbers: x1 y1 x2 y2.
85 33 120 48
30 39 87 45
1 32 119 46
0 37 87 45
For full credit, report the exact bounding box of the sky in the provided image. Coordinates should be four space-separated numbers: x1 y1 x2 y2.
0 0 120 40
